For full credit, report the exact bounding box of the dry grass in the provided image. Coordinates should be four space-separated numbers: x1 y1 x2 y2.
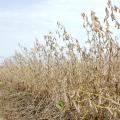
0 0 120 120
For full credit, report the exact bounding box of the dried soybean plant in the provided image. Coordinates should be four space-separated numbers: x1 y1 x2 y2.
0 0 120 120
69 0 120 119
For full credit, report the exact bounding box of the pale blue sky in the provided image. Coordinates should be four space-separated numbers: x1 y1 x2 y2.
0 0 119 57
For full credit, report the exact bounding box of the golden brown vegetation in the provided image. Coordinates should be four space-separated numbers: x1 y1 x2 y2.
0 0 120 119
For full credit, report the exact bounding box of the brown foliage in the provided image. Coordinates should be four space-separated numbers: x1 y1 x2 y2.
0 0 120 120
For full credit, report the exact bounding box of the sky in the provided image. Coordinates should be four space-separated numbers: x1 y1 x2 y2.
0 0 119 58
